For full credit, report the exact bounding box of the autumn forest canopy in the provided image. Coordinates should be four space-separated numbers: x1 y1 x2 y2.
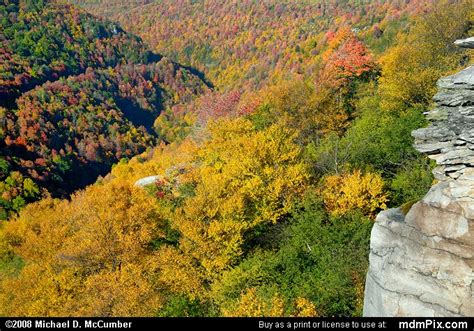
0 0 472 317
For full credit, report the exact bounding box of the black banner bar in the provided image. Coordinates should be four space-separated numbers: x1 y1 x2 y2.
0 317 473 331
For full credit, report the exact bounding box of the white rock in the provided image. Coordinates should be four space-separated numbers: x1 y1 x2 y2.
454 37 474 49
134 175 162 187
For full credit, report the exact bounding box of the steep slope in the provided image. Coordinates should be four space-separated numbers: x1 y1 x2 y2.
0 0 156 107
0 0 208 219
363 39 474 317
0 1 472 317
72 0 437 90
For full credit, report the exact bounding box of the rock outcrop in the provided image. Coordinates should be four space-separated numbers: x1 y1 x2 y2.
363 39 474 317
455 37 474 49
134 175 162 187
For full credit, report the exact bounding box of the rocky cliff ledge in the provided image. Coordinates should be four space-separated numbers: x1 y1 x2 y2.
363 39 474 317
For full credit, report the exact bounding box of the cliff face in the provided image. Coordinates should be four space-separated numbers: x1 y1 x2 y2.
363 39 474 317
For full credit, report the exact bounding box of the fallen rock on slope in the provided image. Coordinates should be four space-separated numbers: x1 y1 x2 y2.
454 37 474 49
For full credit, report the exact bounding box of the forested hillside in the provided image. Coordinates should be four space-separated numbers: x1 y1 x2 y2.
73 0 439 90
0 0 208 218
0 0 472 318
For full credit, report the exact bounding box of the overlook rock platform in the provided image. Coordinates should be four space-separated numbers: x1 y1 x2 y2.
363 39 474 317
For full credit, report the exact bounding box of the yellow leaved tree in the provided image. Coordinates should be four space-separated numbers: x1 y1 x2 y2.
379 0 471 112
0 182 165 316
223 288 318 317
320 169 387 218
157 118 309 297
